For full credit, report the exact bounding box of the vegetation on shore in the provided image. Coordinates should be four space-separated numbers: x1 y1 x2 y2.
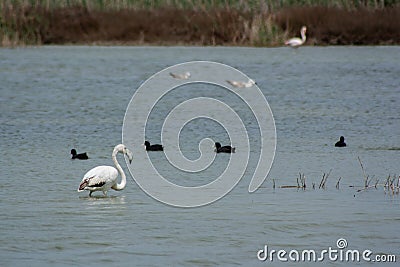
1 0 399 47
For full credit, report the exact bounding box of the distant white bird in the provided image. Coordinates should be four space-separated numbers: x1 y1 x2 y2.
78 144 133 197
226 79 256 88
285 26 307 48
170 71 191 79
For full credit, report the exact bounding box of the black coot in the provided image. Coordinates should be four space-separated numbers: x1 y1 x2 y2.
71 149 89 160
215 142 236 153
335 136 346 147
144 141 164 151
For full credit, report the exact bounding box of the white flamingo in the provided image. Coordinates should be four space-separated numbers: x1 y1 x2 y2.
285 26 307 48
77 144 133 197
170 71 191 79
226 79 256 88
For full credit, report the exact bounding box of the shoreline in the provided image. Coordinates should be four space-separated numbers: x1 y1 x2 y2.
2 5 399 47
2 44 399 48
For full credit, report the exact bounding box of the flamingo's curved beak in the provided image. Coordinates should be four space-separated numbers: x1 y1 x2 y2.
126 149 133 164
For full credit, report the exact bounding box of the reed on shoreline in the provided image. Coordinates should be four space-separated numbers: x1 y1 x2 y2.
1 1 400 47
1 0 397 11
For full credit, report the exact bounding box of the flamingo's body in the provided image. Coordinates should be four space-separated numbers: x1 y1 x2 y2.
78 144 133 197
170 71 191 79
226 79 256 88
285 26 307 48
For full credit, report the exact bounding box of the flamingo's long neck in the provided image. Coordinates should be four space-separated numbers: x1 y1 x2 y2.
301 30 306 43
112 148 126 190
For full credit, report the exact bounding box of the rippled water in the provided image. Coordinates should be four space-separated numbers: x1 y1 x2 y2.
0 46 399 266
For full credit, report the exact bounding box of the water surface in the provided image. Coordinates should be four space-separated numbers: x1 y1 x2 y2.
0 46 399 266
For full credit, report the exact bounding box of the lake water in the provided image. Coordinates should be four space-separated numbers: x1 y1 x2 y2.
0 46 399 266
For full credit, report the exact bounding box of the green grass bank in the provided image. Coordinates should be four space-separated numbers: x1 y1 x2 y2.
1 0 399 46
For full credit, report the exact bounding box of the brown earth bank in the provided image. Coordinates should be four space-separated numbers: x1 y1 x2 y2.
1 6 400 46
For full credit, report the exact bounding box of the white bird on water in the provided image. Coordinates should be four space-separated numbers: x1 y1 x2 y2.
226 79 256 88
170 71 191 79
78 144 133 197
285 26 307 48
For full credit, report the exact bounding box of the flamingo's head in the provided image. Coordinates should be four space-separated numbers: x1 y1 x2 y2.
115 144 133 163
301 26 307 34
124 147 133 164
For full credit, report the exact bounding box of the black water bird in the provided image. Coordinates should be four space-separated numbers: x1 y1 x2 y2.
214 142 236 153
335 136 346 147
144 141 163 151
71 149 89 160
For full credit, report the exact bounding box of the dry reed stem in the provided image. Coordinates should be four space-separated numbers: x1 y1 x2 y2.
336 177 341 189
319 169 331 189
358 156 368 188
